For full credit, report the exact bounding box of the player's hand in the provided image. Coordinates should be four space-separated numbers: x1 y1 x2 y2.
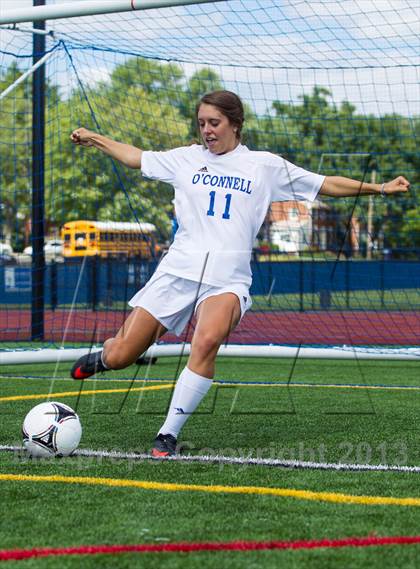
383 176 410 195
70 127 94 147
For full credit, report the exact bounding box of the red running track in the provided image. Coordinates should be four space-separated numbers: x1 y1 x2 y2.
1 535 419 561
1 309 419 345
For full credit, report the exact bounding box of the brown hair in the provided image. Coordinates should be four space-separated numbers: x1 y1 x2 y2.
196 90 244 140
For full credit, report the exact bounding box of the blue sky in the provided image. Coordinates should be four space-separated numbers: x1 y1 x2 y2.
1 0 419 115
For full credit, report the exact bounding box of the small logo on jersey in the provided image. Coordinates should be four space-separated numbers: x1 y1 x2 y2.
243 296 247 303
198 166 208 172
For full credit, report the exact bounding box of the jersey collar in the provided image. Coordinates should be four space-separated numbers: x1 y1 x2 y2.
204 144 247 161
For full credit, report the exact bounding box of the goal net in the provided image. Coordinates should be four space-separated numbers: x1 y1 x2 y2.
0 0 419 364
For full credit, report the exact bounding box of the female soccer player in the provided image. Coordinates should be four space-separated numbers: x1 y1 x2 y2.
70 90 409 457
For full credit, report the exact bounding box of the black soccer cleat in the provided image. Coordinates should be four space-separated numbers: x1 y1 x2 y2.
152 433 177 458
71 351 108 380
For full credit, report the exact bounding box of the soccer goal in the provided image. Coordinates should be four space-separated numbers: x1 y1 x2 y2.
0 0 419 364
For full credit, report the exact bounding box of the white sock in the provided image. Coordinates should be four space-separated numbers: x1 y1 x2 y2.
158 367 213 438
100 351 110 369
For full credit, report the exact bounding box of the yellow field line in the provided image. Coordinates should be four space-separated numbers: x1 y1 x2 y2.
0 383 175 402
1 379 418 404
0 473 418 507
2 377 419 393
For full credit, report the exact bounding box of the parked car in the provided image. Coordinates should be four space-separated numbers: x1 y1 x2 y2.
44 240 64 255
0 252 18 265
0 243 17 265
23 239 64 258
0 242 13 255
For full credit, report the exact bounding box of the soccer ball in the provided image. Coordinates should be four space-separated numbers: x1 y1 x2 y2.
22 402 82 458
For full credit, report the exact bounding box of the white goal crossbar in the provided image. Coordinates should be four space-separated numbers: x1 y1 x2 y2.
0 0 225 26
0 345 418 365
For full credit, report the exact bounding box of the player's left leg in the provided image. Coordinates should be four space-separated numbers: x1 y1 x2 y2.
152 293 241 457
189 292 241 377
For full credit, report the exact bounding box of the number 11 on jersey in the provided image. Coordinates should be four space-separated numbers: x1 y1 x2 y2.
207 191 232 220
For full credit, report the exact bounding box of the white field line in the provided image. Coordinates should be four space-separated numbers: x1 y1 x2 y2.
1 445 419 473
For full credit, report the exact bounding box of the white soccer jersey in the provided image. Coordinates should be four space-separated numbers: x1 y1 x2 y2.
141 144 325 287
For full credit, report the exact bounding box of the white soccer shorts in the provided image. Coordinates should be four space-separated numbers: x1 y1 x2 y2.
128 271 252 336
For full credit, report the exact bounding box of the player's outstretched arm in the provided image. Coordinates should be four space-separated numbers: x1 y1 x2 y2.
319 175 410 198
70 128 142 169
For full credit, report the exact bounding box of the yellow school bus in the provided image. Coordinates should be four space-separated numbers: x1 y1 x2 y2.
61 220 157 259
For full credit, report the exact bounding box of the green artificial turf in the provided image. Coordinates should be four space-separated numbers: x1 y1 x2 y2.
0 357 419 568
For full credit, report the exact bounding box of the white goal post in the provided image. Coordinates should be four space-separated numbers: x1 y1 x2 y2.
1 344 419 365
0 49 56 101
0 0 225 25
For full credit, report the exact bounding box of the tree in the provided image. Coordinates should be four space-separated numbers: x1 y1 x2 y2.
45 60 191 241
178 68 223 139
2 55 417 255
269 87 416 256
0 64 61 249
400 208 420 248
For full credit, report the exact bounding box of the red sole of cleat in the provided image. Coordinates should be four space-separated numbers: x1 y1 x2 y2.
72 368 91 380
152 449 169 458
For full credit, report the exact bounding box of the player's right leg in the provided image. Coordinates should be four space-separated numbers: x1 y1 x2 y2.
152 292 242 457
71 307 166 379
